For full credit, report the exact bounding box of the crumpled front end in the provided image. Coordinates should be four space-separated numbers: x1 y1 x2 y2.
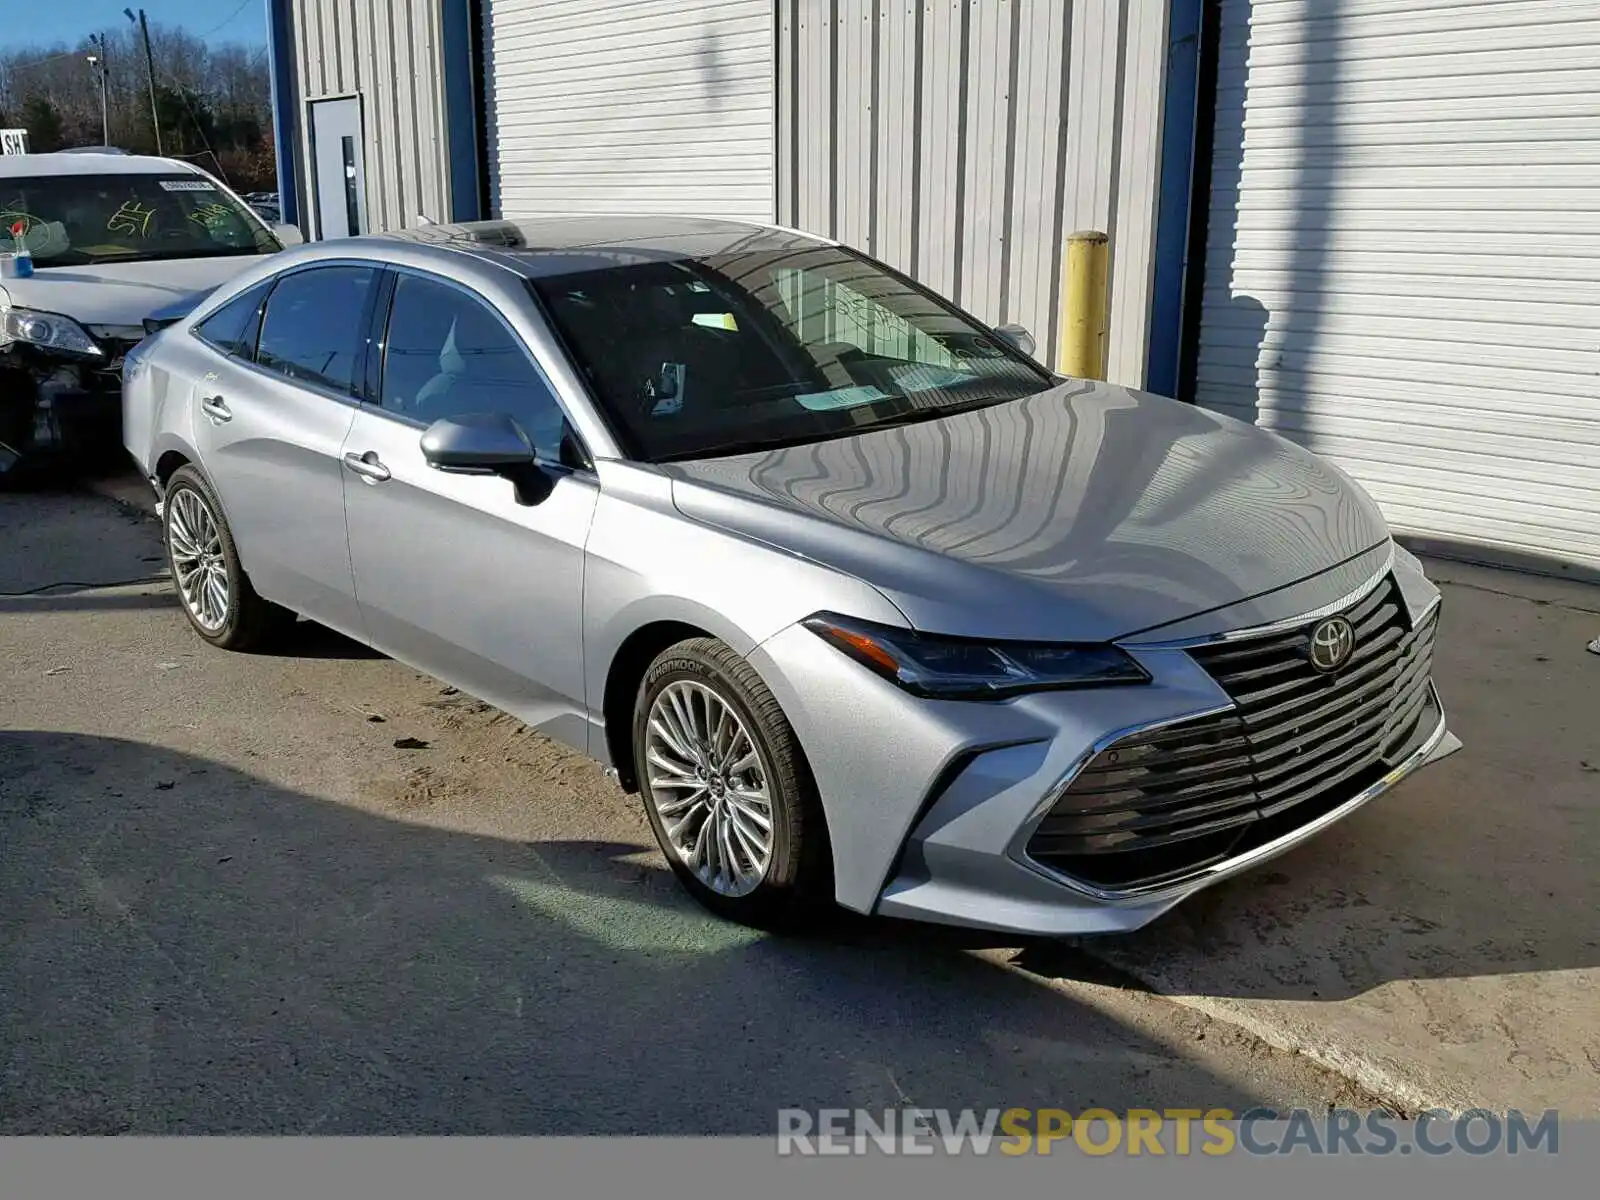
1 337 137 482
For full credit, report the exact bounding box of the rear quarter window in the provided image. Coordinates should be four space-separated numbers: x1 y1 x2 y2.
193 281 274 360
254 266 377 395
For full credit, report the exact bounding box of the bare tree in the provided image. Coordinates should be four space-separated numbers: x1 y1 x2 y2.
0 20 275 190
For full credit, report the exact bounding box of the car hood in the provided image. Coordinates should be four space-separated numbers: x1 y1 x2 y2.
661 380 1392 643
0 256 267 339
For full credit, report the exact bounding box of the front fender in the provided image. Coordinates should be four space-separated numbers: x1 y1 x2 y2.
581 461 907 763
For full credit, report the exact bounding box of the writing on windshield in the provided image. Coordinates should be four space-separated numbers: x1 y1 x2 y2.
0 173 279 266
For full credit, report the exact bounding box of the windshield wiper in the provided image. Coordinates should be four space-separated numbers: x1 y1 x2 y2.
138 247 266 261
655 394 1029 463
856 393 1019 431
656 429 842 462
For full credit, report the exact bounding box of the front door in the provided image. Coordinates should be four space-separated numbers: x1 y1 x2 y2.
310 97 367 239
341 270 597 749
191 264 379 638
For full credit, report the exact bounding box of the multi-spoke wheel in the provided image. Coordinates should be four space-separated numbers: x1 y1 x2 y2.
633 637 833 928
167 486 230 632
645 680 774 897
162 465 294 651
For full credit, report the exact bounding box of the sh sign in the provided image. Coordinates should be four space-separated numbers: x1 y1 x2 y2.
1 129 29 155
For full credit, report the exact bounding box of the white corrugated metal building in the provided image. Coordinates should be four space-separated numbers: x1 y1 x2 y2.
267 0 1598 579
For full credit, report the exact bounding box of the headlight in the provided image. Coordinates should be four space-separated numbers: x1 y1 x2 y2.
802 613 1151 700
0 304 104 358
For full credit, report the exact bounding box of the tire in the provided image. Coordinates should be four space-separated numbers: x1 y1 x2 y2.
162 465 295 651
632 637 833 930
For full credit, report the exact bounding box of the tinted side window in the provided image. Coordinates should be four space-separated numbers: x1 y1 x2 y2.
193 280 272 359
379 273 567 460
256 265 376 395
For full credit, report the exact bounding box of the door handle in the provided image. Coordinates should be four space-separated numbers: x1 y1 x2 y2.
343 450 391 483
200 395 231 422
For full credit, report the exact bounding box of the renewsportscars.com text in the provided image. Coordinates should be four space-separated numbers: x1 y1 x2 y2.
776 1107 1560 1157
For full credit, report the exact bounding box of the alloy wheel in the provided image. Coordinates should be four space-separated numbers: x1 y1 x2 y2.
167 488 230 632
644 680 775 897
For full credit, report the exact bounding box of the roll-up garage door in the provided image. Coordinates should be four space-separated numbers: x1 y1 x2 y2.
1194 0 1599 573
480 0 775 220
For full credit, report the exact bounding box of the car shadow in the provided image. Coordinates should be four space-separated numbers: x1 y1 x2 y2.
251 619 386 661
0 730 1292 1135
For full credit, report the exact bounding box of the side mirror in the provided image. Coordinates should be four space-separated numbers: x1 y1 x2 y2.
992 323 1036 359
272 222 305 247
420 412 551 506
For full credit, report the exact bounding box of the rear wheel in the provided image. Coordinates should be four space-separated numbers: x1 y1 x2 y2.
633 637 833 930
163 465 294 651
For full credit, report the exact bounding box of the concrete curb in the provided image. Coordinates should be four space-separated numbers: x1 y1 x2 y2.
1099 976 1465 1115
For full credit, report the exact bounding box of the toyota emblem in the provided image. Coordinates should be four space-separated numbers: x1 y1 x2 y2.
1308 616 1356 673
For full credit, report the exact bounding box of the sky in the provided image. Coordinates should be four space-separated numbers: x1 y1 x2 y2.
1 0 267 51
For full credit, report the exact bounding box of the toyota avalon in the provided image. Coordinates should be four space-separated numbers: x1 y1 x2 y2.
121 217 1461 934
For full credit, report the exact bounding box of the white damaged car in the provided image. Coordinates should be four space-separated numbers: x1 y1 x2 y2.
0 150 299 481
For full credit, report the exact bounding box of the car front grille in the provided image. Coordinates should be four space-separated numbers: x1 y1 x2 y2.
1025 574 1441 892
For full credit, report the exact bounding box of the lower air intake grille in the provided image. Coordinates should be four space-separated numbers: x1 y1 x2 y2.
1025 574 1440 891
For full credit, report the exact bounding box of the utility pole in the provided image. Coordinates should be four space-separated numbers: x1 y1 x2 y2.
86 35 109 146
125 8 162 156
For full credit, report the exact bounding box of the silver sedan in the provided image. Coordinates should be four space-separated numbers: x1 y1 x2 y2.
121 216 1461 934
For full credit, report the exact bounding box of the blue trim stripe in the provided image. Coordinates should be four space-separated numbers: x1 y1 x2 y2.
1145 0 1204 399
265 0 300 228
440 0 484 222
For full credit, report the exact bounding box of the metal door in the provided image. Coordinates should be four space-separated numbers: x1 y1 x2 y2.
310 97 367 239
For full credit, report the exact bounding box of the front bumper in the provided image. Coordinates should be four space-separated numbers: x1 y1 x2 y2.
1 345 131 480
749 547 1461 937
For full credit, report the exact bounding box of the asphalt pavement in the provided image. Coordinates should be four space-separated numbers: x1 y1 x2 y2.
1 486 1375 1134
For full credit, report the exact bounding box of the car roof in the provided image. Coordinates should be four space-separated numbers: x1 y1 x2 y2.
0 151 209 179
372 216 833 278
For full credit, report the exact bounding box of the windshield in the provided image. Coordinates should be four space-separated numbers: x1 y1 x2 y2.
529 246 1053 462
0 172 279 267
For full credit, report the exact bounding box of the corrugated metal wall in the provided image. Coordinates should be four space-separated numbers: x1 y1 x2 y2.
777 0 1173 383
482 0 775 220
1195 0 1600 574
288 0 452 237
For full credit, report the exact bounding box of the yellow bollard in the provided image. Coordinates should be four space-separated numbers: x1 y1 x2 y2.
1058 230 1109 380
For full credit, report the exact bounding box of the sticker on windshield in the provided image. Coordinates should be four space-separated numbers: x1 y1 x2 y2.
159 180 216 191
793 384 888 412
888 364 972 393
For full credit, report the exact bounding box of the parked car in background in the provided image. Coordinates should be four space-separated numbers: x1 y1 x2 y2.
121 216 1461 934
243 192 282 225
0 151 299 482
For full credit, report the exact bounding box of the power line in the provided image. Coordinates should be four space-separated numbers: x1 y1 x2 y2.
4 46 97 74
153 62 230 184
192 0 257 42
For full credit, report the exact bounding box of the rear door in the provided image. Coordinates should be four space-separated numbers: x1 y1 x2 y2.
341 268 598 749
191 263 379 639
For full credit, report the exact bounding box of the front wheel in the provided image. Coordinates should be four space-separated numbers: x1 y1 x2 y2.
163 465 294 651
632 637 833 930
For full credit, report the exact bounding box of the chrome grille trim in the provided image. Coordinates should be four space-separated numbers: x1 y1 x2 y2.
1014 701 1451 906
1125 543 1396 650
1021 573 1443 895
